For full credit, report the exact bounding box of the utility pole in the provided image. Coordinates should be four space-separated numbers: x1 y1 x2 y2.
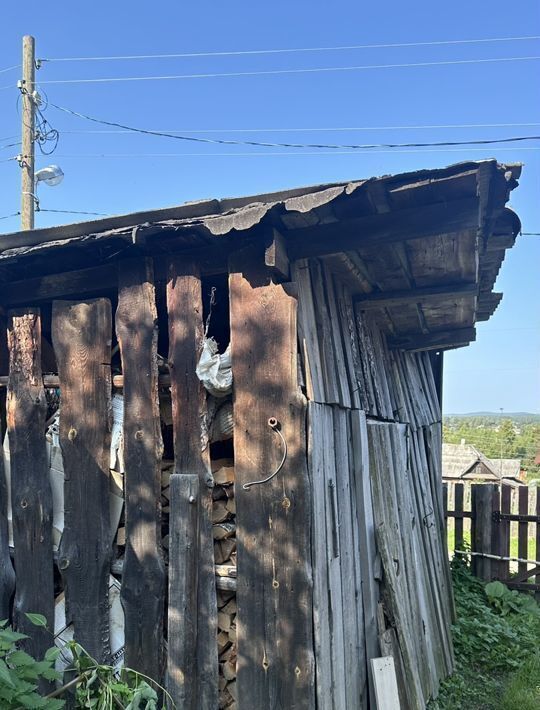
20 35 36 230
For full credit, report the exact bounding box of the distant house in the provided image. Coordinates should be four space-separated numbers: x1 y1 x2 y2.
442 442 523 486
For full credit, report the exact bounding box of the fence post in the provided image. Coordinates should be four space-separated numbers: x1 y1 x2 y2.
471 484 496 581
454 483 464 554
518 487 529 577
499 485 511 581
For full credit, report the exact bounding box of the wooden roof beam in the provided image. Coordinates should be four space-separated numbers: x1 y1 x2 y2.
286 196 479 259
389 327 476 352
355 282 478 309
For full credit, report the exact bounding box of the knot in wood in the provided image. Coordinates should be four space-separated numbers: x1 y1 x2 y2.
20 498 28 509
68 427 77 441
295 666 302 678
135 430 144 441
59 557 69 570
282 496 291 510
272 579 279 589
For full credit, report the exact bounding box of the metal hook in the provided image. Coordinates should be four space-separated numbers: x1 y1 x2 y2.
243 418 288 491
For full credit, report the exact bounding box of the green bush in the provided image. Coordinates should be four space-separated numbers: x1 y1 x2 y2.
429 560 540 710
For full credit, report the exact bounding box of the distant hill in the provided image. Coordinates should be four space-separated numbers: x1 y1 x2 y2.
445 412 540 421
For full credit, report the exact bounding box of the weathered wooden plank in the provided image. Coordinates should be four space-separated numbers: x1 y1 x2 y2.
389 327 476 352
167 474 199 710
333 408 363 708
166 257 218 710
454 484 464 552
336 282 363 409
499 485 511 581
292 260 325 402
322 267 351 407
229 246 315 709
287 197 480 258
471 484 495 581
355 281 477 309
0 449 14 620
536 489 540 589
518 487 529 577
349 409 379 707
370 656 400 710
116 257 165 683
52 299 112 662
7 309 53 661
264 228 289 281
308 403 336 710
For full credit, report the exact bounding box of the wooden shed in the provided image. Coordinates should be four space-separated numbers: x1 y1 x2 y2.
0 159 522 709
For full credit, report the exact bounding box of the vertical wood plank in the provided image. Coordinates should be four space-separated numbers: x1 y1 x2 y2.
471 484 494 582
116 257 165 683
229 248 315 710
52 299 112 662
166 258 218 710
7 309 53 660
167 474 199 710
454 484 464 553
500 485 511 580
518 487 529 577
0 312 15 619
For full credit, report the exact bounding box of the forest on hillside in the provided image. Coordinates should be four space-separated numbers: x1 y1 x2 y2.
443 415 540 481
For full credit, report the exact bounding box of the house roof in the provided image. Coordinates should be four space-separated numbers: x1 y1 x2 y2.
0 159 522 353
442 442 523 485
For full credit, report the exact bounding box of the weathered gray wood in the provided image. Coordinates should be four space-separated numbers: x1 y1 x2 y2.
389 327 476 352
264 228 289 281
370 657 400 710
116 257 165 683
7 309 53 662
355 282 477 309
229 246 315 709
0 450 14 620
52 299 112 662
292 260 325 402
333 407 364 708
287 197 480 258
323 268 352 407
167 474 199 710
167 257 218 710
308 403 335 709
349 410 379 704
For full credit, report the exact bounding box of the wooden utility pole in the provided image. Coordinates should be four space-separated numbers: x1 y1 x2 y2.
21 35 36 231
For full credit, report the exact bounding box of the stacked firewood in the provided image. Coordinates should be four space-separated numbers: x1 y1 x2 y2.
212 458 237 709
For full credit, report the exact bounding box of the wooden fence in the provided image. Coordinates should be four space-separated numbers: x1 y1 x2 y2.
444 482 540 592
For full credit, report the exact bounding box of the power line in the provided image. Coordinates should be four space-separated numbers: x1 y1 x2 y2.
0 156 18 164
38 35 540 63
0 212 20 221
38 208 108 216
522 232 540 236
0 64 20 75
36 55 540 85
0 141 21 151
59 122 540 135
48 101 540 151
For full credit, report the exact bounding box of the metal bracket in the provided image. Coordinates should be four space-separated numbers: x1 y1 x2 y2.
492 510 540 524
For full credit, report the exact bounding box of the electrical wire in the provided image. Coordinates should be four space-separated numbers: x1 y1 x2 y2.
38 208 108 216
36 55 540 84
59 122 540 135
0 156 18 164
0 141 21 152
37 35 540 62
0 212 20 221
0 64 20 74
522 232 540 236
48 101 540 151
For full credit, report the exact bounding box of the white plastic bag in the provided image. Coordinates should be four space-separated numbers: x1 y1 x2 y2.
195 338 233 398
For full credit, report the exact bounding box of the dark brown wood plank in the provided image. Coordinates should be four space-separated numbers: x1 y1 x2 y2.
2 264 118 306
389 327 476 352
499 485 511 580
116 258 165 683
355 282 477 309
287 197 479 259
229 246 315 710
471 484 495 581
7 309 53 661
264 228 289 281
454 484 464 553
518 487 529 577
52 299 112 662
167 474 199 710
166 258 218 710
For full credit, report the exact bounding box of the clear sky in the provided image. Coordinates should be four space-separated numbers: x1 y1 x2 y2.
0 1 539 414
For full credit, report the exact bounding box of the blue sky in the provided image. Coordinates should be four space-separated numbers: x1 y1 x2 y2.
0 1 539 413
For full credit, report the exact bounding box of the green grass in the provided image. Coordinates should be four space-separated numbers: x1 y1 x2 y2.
502 653 540 710
428 560 540 710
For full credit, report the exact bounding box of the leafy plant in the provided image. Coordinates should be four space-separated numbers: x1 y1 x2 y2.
428 559 540 710
0 613 64 709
